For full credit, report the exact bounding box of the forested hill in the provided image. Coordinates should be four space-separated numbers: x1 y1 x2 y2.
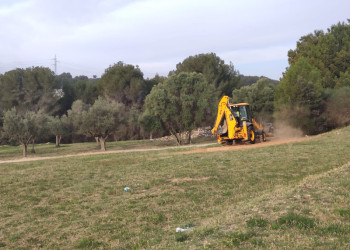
240 75 279 87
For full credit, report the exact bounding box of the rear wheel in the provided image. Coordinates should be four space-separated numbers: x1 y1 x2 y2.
248 126 256 144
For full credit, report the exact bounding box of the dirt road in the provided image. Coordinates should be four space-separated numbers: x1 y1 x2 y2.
0 137 309 164
176 136 310 155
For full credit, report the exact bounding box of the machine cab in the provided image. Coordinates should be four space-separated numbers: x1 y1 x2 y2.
230 103 253 124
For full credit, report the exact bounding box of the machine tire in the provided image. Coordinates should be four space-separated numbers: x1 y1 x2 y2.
248 126 256 144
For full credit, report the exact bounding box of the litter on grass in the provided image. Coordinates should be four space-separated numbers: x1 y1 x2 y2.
176 227 194 232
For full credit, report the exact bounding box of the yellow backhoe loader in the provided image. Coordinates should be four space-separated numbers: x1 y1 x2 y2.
211 96 267 145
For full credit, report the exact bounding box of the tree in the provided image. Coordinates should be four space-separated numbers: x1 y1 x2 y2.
0 67 60 115
173 53 241 96
274 58 323 134
98 62 162 140
326 87 350 127
67 100 90 143
232 78 275 122
76 97 125 151
125 107 142 140
144 74 165 96
67 100 90 129
73 78 99 105
98 62 146 108
3 108 36 157
49 115 71 147
287 20 350 89
30 112 51 153
138 111 163 139
335 71 350 88
54 73 75 116
281 20 350 133
145 72 216 145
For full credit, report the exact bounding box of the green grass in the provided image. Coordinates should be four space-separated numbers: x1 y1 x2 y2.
0 127 350 248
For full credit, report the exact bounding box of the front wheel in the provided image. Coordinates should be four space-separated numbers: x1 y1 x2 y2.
248 126 256 144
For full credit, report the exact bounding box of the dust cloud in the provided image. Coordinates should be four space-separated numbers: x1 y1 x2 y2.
273 121 304 138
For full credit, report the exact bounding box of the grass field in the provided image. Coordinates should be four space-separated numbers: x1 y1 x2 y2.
0 128 350 248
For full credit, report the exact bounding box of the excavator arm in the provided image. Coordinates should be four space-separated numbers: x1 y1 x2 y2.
211 96 230 134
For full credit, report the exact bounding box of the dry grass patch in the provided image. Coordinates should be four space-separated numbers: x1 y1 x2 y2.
171 176 210 183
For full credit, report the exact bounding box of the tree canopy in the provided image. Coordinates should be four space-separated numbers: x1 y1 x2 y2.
145 72 216 144
275 20 350 134
232 78 276 122
72 97 126 151
287 20 350 89
49 115 71 147
173 53 241 96
0 67 58 114
275 56 325 134
98 62 147 109
3 108 38 157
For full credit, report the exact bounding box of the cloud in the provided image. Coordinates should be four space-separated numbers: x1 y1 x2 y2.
0 0 350 78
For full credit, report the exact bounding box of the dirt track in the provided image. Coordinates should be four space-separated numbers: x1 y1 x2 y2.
0 137 309 164
176 136 310 155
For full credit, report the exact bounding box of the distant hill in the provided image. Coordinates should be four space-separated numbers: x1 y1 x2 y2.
240 75 279 87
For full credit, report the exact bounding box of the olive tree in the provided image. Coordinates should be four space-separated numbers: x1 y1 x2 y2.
75 97 125 151
145 72 216 145
49 115 71 147
3 108 36 157
30 112 51 153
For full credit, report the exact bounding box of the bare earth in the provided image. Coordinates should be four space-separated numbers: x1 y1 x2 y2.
0 136 309 164
176 136 310 155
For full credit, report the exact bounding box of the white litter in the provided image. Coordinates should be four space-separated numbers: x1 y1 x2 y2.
176 227 194 232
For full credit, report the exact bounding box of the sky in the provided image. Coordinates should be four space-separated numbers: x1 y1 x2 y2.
0 0 349 80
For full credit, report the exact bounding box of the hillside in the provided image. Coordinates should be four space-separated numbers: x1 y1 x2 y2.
240 75 279 86
0 127 349 248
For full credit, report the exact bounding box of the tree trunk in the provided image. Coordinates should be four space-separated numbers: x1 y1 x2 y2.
150 131 153 140
30 139 36 154
55 135 61 147
178 132 182 145
95 137 99 146
171 132 181 145
23 144 28 157
99 137 106 151
188 131 192 144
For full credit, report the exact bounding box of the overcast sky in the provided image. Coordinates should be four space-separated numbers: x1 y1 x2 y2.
0 0 349 80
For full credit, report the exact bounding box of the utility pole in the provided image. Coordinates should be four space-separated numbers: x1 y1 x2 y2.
52 54 58 75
